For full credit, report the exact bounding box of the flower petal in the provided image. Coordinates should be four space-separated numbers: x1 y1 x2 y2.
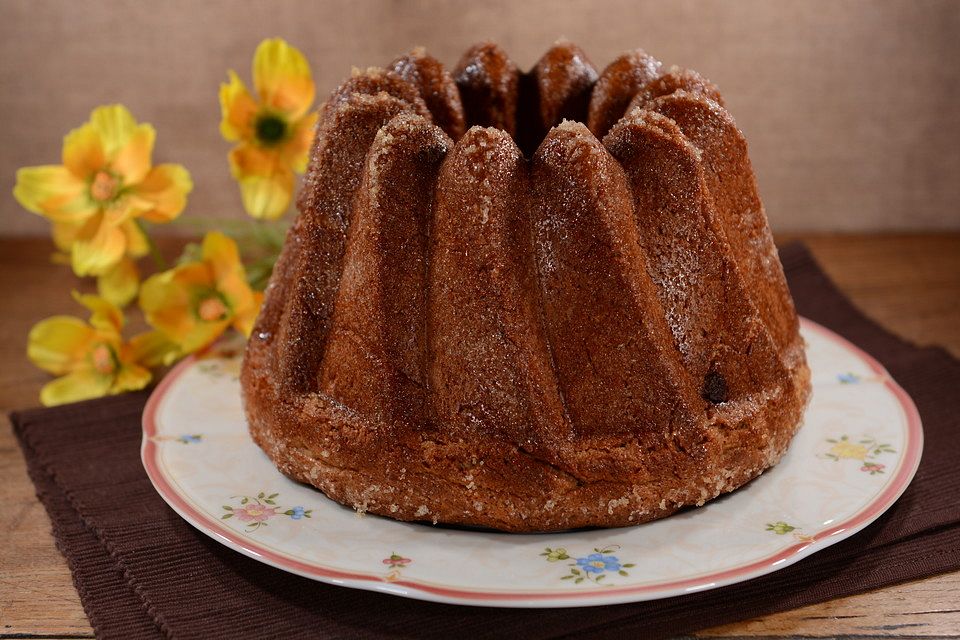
239 173 293 220
62 123 106 180
182 317 231 354
282 111 318 174
219 70 258 142
200 232 261 333
222 278 256 322
228 143 293 219
140 268 198 340
89 104 139 158
127 330 180 367
27 316 96 375
127 164 193 224
39 368 112 406
13 165 95 223
122 219 150 258
252 38 315 120
73 291 125 334
227 142 275 179
101 202 135 227
112 363 152 394
232 291 264 337
97 257 140 308
51 220 81 251
71 213 127 276
140 263 227 353
201 231 243 287
112 123 156 184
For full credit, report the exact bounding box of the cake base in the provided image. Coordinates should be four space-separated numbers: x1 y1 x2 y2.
243 336 810 533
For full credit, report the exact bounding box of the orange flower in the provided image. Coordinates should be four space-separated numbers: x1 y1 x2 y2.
139 232 263 354
220 38 317 220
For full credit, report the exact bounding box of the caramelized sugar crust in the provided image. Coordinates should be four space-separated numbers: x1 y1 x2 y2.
242 41 811 532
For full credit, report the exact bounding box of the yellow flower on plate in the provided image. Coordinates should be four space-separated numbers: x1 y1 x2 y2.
829 440 870 461
13 104 193 300
140 231 263 354
27 293 175 406
220 38 318 220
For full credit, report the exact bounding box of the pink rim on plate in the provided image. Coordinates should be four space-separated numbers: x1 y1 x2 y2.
142 317 923 607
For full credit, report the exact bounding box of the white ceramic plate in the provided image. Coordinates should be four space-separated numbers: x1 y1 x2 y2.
142 318 922 608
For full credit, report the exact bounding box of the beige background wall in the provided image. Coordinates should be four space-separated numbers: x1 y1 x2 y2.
2 0 959 235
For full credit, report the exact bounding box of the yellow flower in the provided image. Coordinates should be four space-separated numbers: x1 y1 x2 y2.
140 231 263 354
14 104 193 281
220 38 318 220
27 292 175 406
96 256 142 308
51 214 148 307
829 440 870 461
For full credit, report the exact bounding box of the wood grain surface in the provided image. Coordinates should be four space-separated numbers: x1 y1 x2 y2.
1 233 959 639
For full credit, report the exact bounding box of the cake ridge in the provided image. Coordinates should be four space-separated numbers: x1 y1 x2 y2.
532 119 703 441
645 90 800 356
627 67 724 114
389 48 467 140
529 41 599 148
277 90 424 391
587 48 663 138
315 67 430 133
604 107 796 427
427 125 573 458
300 70 430 216
319 113 451 430
453 42 520 138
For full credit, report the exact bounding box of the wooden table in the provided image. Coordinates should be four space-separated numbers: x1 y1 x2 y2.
2 234 959 639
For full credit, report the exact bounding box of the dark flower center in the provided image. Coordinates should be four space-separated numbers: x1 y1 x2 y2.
255 114 287 145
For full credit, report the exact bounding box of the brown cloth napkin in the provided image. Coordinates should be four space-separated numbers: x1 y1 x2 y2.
12 243 960 640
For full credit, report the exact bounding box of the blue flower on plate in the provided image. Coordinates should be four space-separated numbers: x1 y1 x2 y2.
837 373 860 384
576 553 621 574
177 434 202 444
290 506 306 520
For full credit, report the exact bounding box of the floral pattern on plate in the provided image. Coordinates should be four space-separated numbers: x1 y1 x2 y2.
822 435 896 474
766 521 815 543
221 492 312 532
382 553 412 582
542 546 636 585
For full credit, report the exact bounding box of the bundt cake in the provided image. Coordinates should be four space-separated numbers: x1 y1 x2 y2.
241 41 811 532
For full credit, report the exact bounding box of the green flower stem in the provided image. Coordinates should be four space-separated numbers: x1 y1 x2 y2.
136 219 168 270
176 216 287 254
176 215 289 238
